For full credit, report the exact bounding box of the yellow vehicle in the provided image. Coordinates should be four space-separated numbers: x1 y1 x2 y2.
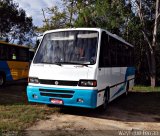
0 41 33 86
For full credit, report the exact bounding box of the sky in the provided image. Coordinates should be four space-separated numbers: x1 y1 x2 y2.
13 0 60 27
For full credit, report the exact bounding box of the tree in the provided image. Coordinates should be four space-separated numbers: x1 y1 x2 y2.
130 0 160 87
74 0 131 35
0 0 18 36
0 0 33 45
41 6 68 31
62 0 77 27
40 0 160 86
41 0 79 31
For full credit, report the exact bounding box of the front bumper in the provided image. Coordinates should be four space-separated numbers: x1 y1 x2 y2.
26 85 97 108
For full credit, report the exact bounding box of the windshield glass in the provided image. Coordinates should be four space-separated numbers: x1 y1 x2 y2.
33 30 99 65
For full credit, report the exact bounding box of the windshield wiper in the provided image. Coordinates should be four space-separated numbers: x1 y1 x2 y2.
37 62 89 67
57 62 88 67
39 62 62 66
54 62 62 66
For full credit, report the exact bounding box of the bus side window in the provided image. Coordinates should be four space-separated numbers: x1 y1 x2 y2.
117 43 121 67
99 31 110 67
0 45 7 60
12 53 16 60
109 37 117 67
8 46 17 60
19 48 29 61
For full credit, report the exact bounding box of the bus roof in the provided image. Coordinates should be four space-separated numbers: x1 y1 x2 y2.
44 28 101 33
101 29 134 47
44 28 134 48
0 41 29 49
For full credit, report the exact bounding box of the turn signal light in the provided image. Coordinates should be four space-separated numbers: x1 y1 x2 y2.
78 80 97 87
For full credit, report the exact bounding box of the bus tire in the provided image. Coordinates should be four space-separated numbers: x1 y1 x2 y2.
0 73 5 87
99 88 109 112
46 104 55 108
125 81 129 96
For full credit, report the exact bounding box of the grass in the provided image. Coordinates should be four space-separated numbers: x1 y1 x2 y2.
0 105 59 131
0 81 60 132
0 81 160 132
133 85 160 92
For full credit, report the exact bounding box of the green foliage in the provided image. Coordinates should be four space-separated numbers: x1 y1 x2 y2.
40 0 160 86
74 0 131 35
0 0 33 44
41 0 79 32
41 6 68 31
133 86 160 92
129 0 160 86
0 0 18 35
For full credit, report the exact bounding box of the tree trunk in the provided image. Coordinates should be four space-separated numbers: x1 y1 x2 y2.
150 0 159 87
150 51 156 87
151 75 156 87
69 0 74 27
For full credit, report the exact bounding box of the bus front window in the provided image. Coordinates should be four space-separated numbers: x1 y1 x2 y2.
33 31 98 65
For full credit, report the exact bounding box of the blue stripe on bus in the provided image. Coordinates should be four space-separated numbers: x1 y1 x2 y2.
125 67 135 80
111 67 135 98
0 61 13 80
27 86 97 108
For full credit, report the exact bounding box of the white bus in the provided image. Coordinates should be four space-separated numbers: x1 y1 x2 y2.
27 28 135 110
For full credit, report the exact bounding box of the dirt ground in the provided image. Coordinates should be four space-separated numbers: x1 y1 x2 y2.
0 81 160 136
27 92 160 135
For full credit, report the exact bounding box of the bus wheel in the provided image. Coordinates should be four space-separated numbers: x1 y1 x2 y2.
0 74 5 86
125 81 129 96
99 90 109 112
46 104 55 108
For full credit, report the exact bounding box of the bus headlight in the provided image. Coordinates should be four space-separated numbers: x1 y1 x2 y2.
78 80 97 87
28 77 39 84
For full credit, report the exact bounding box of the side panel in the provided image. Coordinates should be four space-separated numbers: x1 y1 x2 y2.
0 61 29 81
0 61 13 81
109 67 127 101
7 61 29 80
96 90 105 107
97 67 123 104
129 79 135 89
97 30 135 105
97 67 135 103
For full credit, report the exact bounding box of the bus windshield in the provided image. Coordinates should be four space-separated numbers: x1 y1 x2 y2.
33 31 99 65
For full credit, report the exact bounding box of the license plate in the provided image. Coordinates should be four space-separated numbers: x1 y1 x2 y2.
50 99 63 105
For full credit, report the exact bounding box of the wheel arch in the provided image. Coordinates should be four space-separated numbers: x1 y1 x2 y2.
0 71 6 78
0 71 6 86
105 86 110 102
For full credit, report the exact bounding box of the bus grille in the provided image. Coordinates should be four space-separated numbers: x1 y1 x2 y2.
39 89 74 98
39 79 78 86
40 93 73 98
